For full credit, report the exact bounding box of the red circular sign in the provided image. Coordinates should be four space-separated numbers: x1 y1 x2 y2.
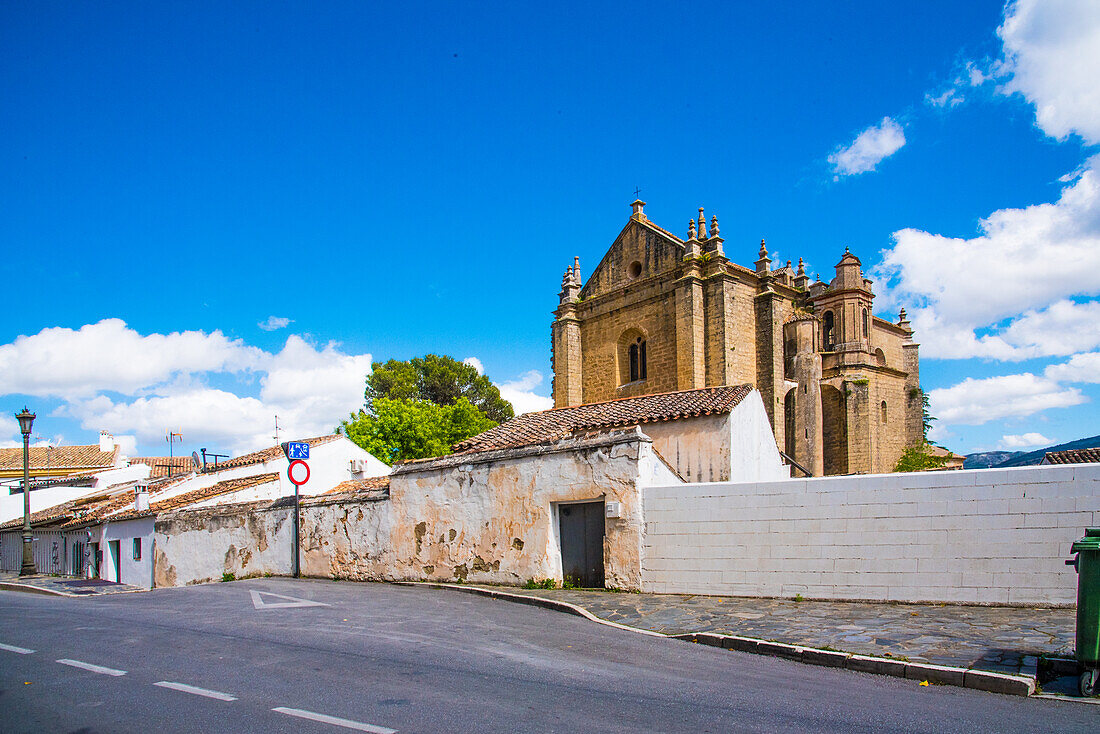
287 459 310 486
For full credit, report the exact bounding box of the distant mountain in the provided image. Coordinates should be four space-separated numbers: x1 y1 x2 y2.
972 433 1100 468
963 451 1023 469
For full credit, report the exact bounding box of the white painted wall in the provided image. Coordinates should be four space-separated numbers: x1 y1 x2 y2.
727 391 789 482
640 391 788 483
642 464 1100 605
96 517 155 588
201 437 388 497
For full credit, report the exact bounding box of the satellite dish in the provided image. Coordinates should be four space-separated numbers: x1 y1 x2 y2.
192 451 202 470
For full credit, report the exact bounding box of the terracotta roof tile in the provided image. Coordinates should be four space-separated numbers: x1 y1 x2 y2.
205 435 341 472
128 456 196 478
324 475 391 495
0 444 118 471
450 385 753 456
107 473 281 523
1043 448 1100 465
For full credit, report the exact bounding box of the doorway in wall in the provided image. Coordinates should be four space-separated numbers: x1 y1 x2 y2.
108 540 121 583
88 542 99 579
558 501 605 588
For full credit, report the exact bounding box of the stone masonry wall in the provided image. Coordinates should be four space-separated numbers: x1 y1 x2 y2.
153 501 293 587
642 464 1100 605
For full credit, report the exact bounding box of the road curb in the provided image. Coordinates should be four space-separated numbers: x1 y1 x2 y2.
401 582 1036 697
0 581 77 597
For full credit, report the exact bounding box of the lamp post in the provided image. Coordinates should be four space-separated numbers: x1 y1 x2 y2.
16 407 36 576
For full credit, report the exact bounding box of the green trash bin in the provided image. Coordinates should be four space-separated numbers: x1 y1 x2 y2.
1067 528 1100 696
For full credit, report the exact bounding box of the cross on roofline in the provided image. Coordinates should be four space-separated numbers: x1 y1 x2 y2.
633 187 641 198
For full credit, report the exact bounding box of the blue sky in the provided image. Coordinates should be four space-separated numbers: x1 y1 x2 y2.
2 1 1098 457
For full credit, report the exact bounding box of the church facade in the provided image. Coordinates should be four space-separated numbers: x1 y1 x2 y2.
551 200 923 476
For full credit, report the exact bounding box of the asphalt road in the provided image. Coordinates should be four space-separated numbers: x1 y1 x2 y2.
0 579 1093 733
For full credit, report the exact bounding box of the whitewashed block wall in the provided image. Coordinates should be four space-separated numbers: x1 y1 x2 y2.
642 464 1100 605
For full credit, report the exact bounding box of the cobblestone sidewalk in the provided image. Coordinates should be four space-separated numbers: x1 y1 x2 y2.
470 585 1074 676
0 572 144 596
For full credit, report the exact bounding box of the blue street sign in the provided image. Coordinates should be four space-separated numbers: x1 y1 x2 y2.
286 441 310 460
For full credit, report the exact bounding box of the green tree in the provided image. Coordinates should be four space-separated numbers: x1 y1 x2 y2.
340 397 495 464
340 354 513 463
366 354 514 423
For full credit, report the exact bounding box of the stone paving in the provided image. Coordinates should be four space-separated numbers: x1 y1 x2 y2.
0 571 144 596
469 585 1075 676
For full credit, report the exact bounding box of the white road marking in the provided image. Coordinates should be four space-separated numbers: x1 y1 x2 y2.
249 589 330 609
56 659 126 676
0 642 34 654
272 707 396 733
154 681 237 701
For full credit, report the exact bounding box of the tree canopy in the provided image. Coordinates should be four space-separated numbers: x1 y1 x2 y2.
365 354 514 424
340 397 496 464
339 354 514 463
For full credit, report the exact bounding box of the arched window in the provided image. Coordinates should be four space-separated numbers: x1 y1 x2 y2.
880 400 888 424
628 337 647 382
823 311 835 350
618 329 648 385
862 308 869 338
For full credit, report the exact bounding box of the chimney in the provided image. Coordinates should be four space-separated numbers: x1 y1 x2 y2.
630 199 646 220
100 431 115 452
134 481 150 512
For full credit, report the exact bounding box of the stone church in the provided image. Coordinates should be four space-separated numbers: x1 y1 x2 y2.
551 200 923 476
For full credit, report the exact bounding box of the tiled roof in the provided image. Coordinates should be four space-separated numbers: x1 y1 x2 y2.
0 444 118 471
107 472 281 522
205 435 341 472
1043 448 1100 465
324 475 391 495
128 456 196 478
0 473 193 531
450 385 753 456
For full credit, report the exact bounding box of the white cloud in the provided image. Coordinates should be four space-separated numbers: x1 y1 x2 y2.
828 117 906 177
876 156 1100 359
113 434 138 456
1044 351 1100 384
497 370 554 416
1000 432 1053 449
1 320 373 456
65 389 273 456
463 357 484 375
0 319 265 399
258 316 293 331
998 0 1100 145
925 88 964 109
0 414 20 449
928 373 1085 425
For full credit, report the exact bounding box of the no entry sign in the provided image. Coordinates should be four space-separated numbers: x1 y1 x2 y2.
287 459 310 486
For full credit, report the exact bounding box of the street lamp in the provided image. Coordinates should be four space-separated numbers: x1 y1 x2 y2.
15 407 36 576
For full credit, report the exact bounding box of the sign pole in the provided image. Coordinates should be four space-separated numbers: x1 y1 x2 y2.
283 450 310 580
293 484 300 578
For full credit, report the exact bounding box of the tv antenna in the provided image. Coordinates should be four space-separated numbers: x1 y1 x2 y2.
273 414 281 445
165 431 183 477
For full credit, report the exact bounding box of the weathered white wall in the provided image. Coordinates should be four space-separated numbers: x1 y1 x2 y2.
300 429 679 590
645 414 730 482
641 392 787 484
153 502 293 586
642 464 1100 604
